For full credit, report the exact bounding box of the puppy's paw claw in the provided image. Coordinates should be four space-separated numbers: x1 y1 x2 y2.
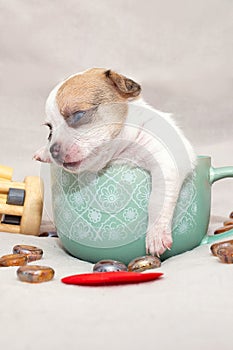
146 224 172 257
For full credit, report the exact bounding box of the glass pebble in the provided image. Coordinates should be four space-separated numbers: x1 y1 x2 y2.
13 245 43 262
93 260 127 273
216 246 233 264
0 253 27 267
128 255 161 272
230 212 233 219
39 231 58 238
214 224 233 235
224 220 233 226
17 265 55 283
210 240 233 256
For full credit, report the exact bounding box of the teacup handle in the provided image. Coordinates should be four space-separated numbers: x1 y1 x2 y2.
201 165 233 245
209 166 233 184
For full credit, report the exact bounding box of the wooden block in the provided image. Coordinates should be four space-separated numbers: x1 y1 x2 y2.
0 176 43 235
0 164 13 180
0 194 7 202
0 223 20 233
20 176 44 235
2 215 21 225
0 181 25 193
0 203 24 216
7 188 25 206
0 177 11 182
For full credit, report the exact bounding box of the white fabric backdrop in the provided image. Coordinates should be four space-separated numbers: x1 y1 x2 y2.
0 1 232 349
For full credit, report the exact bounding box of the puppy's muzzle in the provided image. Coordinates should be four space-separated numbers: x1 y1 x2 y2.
50 142 61 160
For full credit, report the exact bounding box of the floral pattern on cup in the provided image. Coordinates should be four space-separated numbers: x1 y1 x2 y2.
96 183 127 213
121 170 137 184
51 164 198 248
172 170 197 234
101 221 127 242
135 182 150 209
123 207 138 222
88 209 102 223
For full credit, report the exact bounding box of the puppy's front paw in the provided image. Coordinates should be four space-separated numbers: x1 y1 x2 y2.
33 146 52 163
146 222 172 256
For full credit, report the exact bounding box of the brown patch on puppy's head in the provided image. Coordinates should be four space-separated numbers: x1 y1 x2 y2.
56 68 141 119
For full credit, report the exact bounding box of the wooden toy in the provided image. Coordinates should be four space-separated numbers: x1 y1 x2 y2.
0 164 44 235
0 164 13 181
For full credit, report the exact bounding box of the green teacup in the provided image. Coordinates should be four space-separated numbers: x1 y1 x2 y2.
51 156 233 264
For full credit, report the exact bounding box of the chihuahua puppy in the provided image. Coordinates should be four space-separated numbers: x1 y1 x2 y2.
34 68 196 256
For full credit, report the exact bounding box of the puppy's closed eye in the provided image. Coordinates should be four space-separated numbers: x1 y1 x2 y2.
72 111 86 123
66 106 97 128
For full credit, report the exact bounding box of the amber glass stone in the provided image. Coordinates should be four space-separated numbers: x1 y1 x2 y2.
216 246 233 264
13 245 43 262
128 255 161 272
39 231 58 238
214 224 233 235
230 212 233 219
210 240 233 256
0 254 27 267
17 265 55 283
223 220 233 226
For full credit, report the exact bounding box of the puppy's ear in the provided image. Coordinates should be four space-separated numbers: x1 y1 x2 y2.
105 70 141 97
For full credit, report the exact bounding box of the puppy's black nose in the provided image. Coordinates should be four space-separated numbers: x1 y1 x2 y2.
50 142 61 159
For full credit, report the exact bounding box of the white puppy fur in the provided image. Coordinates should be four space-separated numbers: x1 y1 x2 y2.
34 68 196 256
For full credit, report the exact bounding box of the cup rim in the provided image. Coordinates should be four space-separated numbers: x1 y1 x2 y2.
197 155 210 159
